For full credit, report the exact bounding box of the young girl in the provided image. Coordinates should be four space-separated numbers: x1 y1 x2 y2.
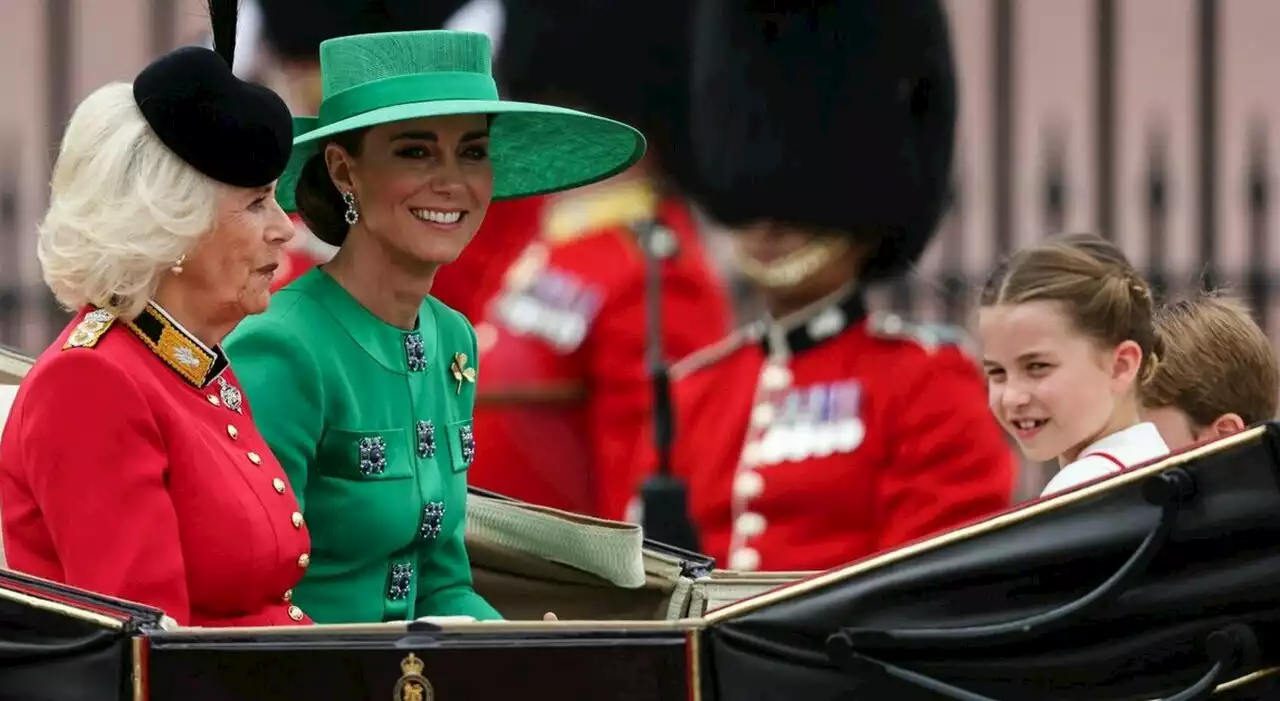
977 233 1170 497
1141 293 1279 450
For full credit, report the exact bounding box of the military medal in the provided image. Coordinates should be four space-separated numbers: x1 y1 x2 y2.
450 352 476 394
216 376 243 414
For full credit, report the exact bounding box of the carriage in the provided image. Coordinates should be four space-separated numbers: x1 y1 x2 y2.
2 345 1279 700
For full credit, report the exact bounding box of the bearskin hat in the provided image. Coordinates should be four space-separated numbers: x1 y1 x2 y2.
690 0 958 281
496 0 700 194
256 0 472 60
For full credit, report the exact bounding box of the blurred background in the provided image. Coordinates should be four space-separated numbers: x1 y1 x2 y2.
2 0 1279 498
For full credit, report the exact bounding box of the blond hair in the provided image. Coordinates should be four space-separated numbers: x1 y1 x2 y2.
37 82 220 320
980 232 1162 384
1142 293 1278 427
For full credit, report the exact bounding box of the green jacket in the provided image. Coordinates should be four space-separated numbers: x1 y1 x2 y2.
224 268 501 623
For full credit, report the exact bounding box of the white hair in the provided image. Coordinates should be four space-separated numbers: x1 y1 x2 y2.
37 82 221 320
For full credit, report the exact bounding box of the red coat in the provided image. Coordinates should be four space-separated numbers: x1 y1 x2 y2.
0 304 313 627
467 181 733 519
656 291 1017 571
431 196 548 323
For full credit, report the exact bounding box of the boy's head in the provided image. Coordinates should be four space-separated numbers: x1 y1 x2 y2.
1141 294 1278 450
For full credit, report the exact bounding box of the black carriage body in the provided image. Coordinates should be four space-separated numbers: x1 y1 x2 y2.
0 570 163 701
5 425 1280 701
698 423 1280 701
142 623 694 701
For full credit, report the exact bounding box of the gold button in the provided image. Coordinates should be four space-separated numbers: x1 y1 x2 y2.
297 553 310 568
248 451 263 465
291 512 304 528
207 395 221 406
287 605 304 621
273 478 286 493
227 425 239 440
283 589 293 602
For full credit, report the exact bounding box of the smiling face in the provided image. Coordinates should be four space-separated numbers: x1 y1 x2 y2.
175 182 295 321
979 300 1143 463
326 114 494 267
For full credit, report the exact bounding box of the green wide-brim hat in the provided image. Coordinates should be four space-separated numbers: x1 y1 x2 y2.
276 30 646 213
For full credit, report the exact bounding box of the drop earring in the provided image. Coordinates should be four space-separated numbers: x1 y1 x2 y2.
170 254 186 275
343 191 360 225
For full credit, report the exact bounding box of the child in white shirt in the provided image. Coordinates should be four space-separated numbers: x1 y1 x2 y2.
976 233 1170 497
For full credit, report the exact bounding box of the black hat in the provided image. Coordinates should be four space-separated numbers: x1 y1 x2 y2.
496 0 700 193
690 0 959 281
133 0 292 188
256 0 473 61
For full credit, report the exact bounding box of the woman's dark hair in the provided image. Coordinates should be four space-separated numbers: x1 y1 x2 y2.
294 127 368 246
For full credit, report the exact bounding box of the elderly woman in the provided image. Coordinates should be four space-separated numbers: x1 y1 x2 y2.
224 29 644 622
0 2 314 627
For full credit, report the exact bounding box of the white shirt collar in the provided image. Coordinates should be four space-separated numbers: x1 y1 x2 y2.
1041 422 1170 497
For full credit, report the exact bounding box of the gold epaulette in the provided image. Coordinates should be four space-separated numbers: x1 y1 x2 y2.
866 312 978 358
670 323 766 380
542 179 659 246
62 309 117 350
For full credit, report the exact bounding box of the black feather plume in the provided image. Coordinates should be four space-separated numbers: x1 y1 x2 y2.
206 0 240 68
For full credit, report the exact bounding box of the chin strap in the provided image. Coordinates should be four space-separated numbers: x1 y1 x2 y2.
734 237 851 290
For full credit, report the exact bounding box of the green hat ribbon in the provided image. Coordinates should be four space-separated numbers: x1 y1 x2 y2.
318 72 498 126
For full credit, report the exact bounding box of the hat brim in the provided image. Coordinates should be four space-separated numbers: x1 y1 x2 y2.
276 100 646 213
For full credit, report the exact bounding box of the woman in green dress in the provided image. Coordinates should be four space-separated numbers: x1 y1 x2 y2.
224 29 644 623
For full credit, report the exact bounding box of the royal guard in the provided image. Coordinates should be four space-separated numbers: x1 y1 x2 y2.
449 0 735 520
637 0 1018 571
246 0 472 291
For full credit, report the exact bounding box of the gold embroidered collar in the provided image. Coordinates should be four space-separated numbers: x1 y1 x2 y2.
123 302 227 388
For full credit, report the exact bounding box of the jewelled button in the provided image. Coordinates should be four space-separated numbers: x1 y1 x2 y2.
207 395 221 407
272 477 286 493
458 424 476 465
358 436 387 476
297 553 310 568
387 562 414 600
282 589 293 602
419 501 445 541
287 605 304 621
416 420 436 459
248 451 263 465
227 425 239 440
291 512 304 529
403 333 427 372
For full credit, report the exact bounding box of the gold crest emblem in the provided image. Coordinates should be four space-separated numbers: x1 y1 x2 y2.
392 653 433 701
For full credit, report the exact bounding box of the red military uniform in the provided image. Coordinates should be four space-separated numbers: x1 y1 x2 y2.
468 179 733 519
0 303 314 626
431 196 547 322
666 289 1017 571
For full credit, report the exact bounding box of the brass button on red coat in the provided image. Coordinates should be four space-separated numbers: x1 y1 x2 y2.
297 553 310 568
287 605 304 622
283 589 293 602
291 512 304 528
248 451 263 465
272 478 286 493
227 425 239 440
